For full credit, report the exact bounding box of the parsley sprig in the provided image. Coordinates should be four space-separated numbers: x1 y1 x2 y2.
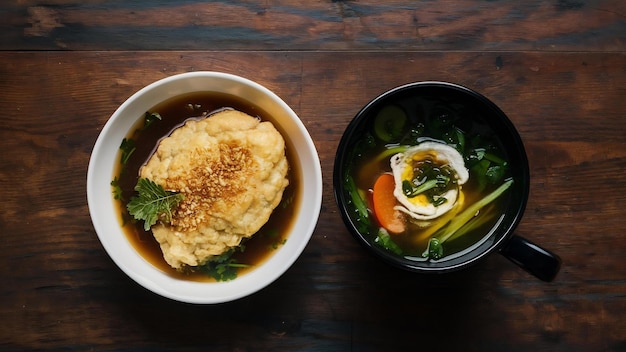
127 178 184 231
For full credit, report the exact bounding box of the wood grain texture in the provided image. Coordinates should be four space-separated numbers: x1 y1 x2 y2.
1 51 625 351
2 0 625 51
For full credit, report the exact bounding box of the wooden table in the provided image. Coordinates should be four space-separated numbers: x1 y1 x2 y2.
2 1 625 350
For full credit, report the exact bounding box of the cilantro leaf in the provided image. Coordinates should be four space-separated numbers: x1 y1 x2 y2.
127 178 184 231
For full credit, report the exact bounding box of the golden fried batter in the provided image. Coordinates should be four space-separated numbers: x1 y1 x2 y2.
140 109 289 269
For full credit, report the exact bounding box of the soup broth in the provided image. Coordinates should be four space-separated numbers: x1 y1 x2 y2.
112 92 301 281
345 92 513 261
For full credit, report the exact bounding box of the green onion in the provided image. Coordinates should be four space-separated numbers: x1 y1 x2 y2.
438 178 513 244
423 179 514 259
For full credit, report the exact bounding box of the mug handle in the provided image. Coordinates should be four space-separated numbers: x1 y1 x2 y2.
499 235 561 282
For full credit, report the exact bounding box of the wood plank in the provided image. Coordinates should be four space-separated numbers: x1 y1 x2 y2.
2 0 625 51
1 51 625 350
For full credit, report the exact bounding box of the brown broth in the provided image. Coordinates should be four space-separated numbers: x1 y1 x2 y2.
112 91 301 282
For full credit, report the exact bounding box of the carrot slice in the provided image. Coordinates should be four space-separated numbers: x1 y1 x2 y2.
372 173 406 234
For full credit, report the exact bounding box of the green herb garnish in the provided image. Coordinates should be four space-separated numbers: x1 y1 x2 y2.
198 248 250 282
271 238 287 250
279 193 294 209
127 178 184 231
402 179 439 198
142 111 162 130
401 163 454 207
110 177 124 201
119 138 136 164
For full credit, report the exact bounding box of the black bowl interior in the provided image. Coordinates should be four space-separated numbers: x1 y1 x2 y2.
333 82 530 273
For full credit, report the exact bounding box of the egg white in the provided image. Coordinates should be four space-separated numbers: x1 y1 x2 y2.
390 141 469 220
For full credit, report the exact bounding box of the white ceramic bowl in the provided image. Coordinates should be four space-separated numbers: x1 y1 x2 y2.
87 72 322 304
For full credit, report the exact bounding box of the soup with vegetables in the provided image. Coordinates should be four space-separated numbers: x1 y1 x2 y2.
111 92 300 282
343 93 513 261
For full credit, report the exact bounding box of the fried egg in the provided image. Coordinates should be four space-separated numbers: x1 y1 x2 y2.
390 141 469 220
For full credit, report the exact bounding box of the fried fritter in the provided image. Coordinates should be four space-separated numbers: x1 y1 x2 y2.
140 109 289 269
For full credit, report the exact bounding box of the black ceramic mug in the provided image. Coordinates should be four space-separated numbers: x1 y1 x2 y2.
333 81 561 282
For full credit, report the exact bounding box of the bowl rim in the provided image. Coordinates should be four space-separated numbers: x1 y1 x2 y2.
333 80 530 273
87 71 322 303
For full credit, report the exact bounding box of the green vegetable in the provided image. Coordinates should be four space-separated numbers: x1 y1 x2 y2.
142 111 162 130
143 111 163 129
279 193 295 209
402 172 451 199
400 124 425 145
423 178 514 259
424 237 444 259
445 204 497 243
486 164 507 184
353 133 377 158
455 128 466 153
119 138 136 164
260 229 287 250
344 174 370 231
374 228 403 255
198 248 250 282
470 159 490 192
374 145 409 164
466 147 509 190
442 127 465 154
373 105 408 142
271 238 287 250
402 179 439 198
110 177 124 201
127 178 184 231
401 161 455 206
483 151 506 165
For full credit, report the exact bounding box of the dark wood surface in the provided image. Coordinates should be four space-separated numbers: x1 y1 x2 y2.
2 1 626 351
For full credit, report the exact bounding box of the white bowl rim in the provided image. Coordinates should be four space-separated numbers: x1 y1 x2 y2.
87 71 322 304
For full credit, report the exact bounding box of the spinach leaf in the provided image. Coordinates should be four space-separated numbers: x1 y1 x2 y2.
423 237 443 259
